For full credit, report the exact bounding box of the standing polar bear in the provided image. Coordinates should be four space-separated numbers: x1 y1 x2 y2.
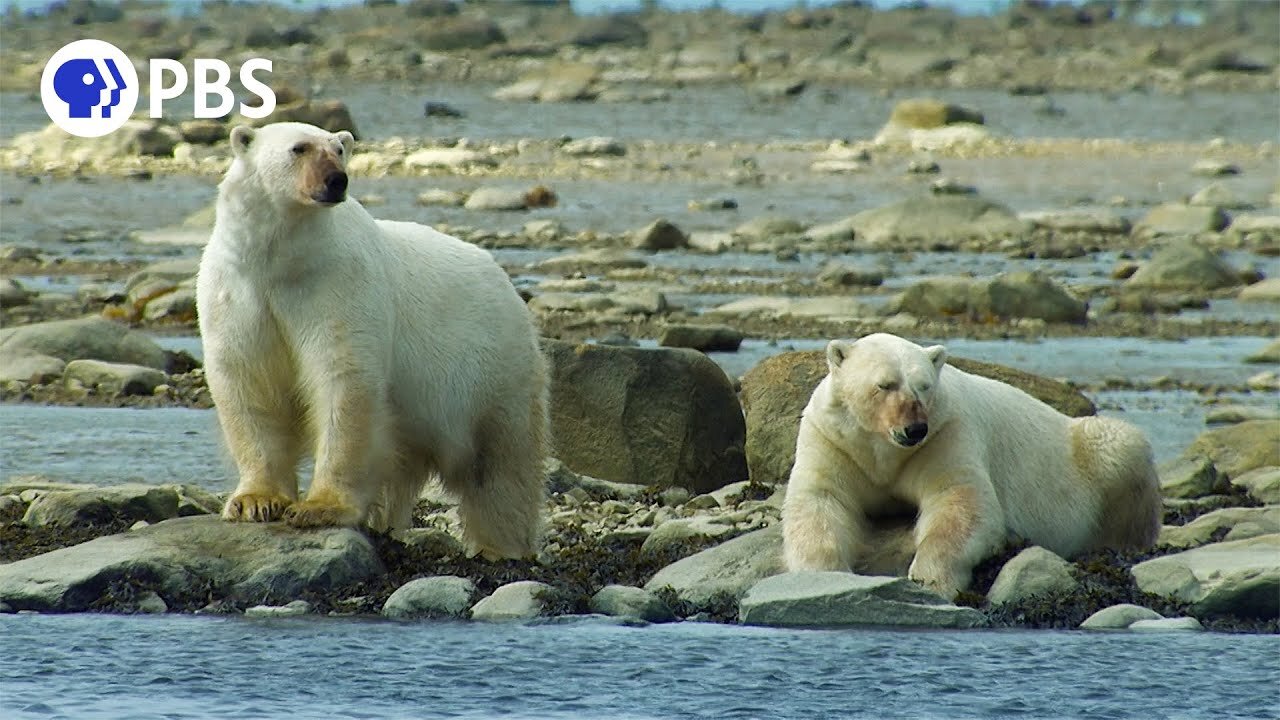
782 333 1160 597
197 122 548 559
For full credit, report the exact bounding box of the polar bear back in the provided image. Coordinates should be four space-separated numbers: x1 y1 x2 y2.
930 365 1103 555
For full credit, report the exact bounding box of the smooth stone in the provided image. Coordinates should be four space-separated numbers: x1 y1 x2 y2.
245 600 313 618
470 581 560 621
986 546 1079 606
738 571 988 629
1132 534 1280 618
1079 604 1164 630
588 585 675 623
383 576 476 620
64 359 166 397
1129 617 1204 632
644 526 783 610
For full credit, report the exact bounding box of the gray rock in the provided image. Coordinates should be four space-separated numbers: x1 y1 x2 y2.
1239 278 1280 302
880 98 984 129
0 516 382 611
493 63 599 103
1204 405 1280 425
124 259 200 295
1132 534 1279 618
739 572 988 629
589 585 675 622
528 292 617 314
404 148 495 170
640 517 738 556
708 296 873 321
1129 617 1204 632
243 99 360 138
470 581 560 621
894 271 1086 324
986 546 1079 606
645 525 783 610
544 340 746 493
464 187 531 212
1133 204 1230 238
1179 421 1279 479
142 289 197 322
383 576 477 620
1159 456 1222 499
419 17 504 51
658 324 744 352
0 352 65 384
536 249 647 274
64 359 166 397
1190 159 1240 177
571 14 647 48
632 219 688 251
0 277 32 308
1021 209 1131 235
1246 339 1280 364
1159 506 1280 549
543 458 647 501
609 289 668 315
1231 467 1280 505
0 317 168 369
245 600 312 618
1079 603 1164 630
561 137 625 157
416 189 468 207
22 483 181 527
1127 238 1240 290
816 262 885 288
1189 181 1251 209
850 195 1027 248
732 216 805 243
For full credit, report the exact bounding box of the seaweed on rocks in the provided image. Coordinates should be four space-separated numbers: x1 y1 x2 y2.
0 505 134 562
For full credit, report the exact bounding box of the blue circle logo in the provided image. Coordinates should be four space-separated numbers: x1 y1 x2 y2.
41 39 140 138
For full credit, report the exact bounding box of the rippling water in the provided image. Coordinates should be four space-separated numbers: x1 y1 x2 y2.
1 614 1277 720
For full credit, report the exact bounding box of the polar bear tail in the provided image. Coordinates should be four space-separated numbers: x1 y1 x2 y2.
1070 415 1162 551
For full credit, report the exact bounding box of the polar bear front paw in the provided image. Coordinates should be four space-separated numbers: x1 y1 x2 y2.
223 492 293 522
908 560 964 601
284 499 363 528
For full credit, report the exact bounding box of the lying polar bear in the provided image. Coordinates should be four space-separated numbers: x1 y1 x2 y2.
782 332 1160 597
196 122 548 560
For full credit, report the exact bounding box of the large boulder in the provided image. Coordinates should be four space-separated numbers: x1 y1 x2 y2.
1159 506 1280 549
571 14 648 48
0 317 169 370
0 516 382 611
235 98 360 138
382 576 477 620
544 340 747 493
589 585 675 623
9 120 181 165
1133 204 1230 239
874 99 988 147
1132 534 1279 618
1178 421 1279 480
493 63 600 103
738 572 988 629
22 483 182 527
1126 238 1241 290
418 17 504 51
848 195 1027 248
893 271 1087 324
470 581 560 621
63 359 166 397
738 350 1096 485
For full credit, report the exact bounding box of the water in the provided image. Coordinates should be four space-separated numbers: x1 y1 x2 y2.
1 613 1276 720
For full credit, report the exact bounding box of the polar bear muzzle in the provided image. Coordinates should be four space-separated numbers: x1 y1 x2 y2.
293 141 349 206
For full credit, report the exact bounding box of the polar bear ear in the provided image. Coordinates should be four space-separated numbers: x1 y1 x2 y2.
229 125 255 157
826 339 855 370
924 344 948 372
335 130 354 158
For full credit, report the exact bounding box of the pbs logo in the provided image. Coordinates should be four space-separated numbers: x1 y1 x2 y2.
41 39 139 138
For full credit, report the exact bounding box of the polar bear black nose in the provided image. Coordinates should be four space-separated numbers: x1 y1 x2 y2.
902 422 928 446
324 171 348 200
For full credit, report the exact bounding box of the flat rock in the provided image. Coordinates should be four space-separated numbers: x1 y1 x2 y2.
0 317 168 370
738 571 988 629
849 195 1026 248
1079 603 1164 630
589 585 675 622
63 359 166 397
1021 209 1131 234
1129 617 1204 632
1179 421 1279 479
0 351 65 383
245 600 312 618
640 517 738 556
708 296 873 321
22 483 181 527
658 324 744 352
1134 203 1230 238
1238 278 1280 302
383 576 476 620
1231 467 1280 505
986 546 1079 606
536 249 647 274
1159 456 1222 499
464 187 531 211
632 219 688 251
1127 238 1240 290
0 516 383 611
561 136 625 157
644 525 783 610
1132 534 1279 618
1159 506 1280 548
1245 339 1280 364
404 148 495 170
470 581 560 621
893 271 1086 323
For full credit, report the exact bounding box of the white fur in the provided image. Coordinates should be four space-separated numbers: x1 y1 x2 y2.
197 122 548 559
782 332 1160 597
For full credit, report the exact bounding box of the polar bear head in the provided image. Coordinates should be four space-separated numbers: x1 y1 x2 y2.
824 333 948 449
226 122 355 209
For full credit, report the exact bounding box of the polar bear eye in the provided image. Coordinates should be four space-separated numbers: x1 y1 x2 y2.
291 143 307 156
919 383 933 392
876 381 898 391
